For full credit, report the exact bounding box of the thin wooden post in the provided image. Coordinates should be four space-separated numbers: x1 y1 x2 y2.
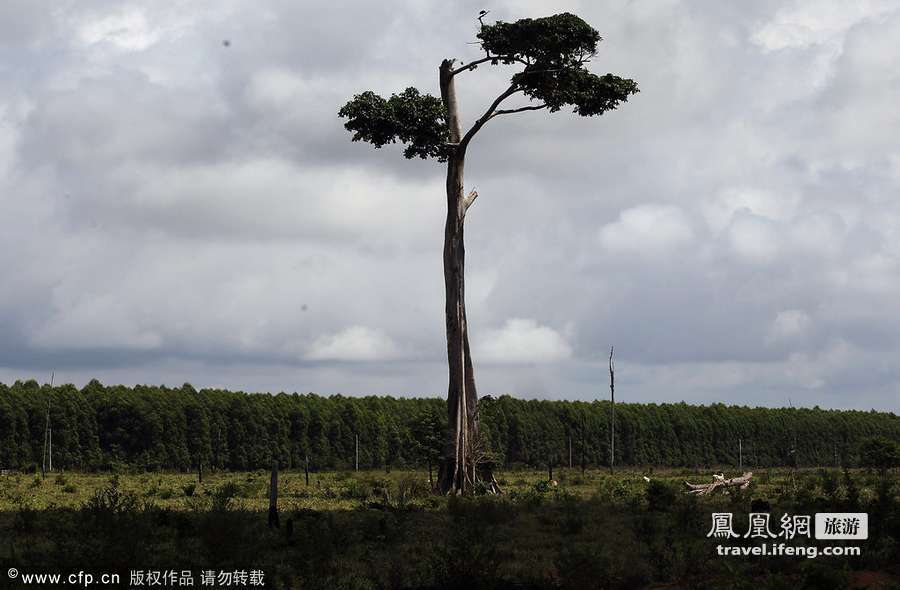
788 400 797 492
739 438 742 471
305 454 310 486
355 434 359 472
42 372 53 478
548 453 553 482
268 460 279 528
580 413 586 476
609 347 615 473
568 434 573 469
198 460 203 484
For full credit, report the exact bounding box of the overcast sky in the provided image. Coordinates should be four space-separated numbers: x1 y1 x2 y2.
1 1 899 410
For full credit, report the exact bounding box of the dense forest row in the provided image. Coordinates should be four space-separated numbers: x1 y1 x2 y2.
1 379 898 472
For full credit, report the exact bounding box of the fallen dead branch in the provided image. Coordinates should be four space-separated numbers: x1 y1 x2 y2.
684 472 753 495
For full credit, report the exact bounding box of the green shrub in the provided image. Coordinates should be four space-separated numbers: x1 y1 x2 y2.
532 480 551 494
341 479 372 500
83 481 139 516
211 482 240 512
819 469 840 500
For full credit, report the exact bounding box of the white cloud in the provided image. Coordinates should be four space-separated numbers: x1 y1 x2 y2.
31 295 163 351
306 326 402 362
597 204 694 254
726 213 781 264
788 210 847 257
245 67 325 110
751 0 896 51
767 309 812 343
702 188 800 233
476 319 572 364
77 8 162 51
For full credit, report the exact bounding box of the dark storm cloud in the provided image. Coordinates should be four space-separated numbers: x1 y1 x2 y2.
1 0 898 410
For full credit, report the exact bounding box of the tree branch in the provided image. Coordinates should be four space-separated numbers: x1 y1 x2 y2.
450 56 492 75
451 55 530 76
459 84 521 147
490 103 547 118
462 189 478 214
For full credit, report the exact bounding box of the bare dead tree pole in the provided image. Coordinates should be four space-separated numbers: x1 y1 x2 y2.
355 433 359 472
788 399 797 492
568 432 573 469
42 371 54 478
305 454 310 486
609 347 615 473
580 412 587 476
739 438 742 471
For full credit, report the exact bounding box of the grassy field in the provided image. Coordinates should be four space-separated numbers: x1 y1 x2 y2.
3 467 888 511
1 467 898 589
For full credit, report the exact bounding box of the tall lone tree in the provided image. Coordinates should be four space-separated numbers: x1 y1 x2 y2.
339 13 638 494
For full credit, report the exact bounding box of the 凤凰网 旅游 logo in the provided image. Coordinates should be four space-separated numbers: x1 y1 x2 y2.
707 512 867 540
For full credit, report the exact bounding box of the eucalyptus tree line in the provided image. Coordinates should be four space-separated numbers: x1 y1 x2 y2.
2 380 899 472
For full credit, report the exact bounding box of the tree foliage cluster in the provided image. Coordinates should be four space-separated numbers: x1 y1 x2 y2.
337 12 639 166
337 88 449 161
0 379 897 472
477 13 639 115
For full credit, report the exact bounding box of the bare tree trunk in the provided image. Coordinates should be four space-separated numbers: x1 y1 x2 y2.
609 346 615 473
580 413 587 475
436 59 480 494
42 403 50 478
42 374 53 478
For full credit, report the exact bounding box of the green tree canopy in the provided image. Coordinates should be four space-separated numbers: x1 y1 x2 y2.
477 13 639 115
338 12 639 165
337 88 449 161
